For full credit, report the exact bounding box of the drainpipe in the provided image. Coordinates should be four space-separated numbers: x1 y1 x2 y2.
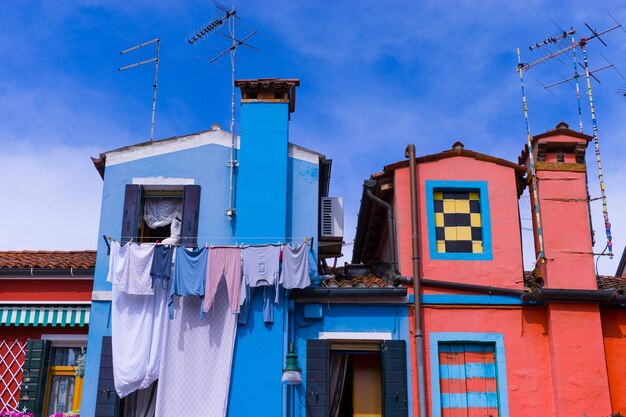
364 180 398 271
406 144 428 417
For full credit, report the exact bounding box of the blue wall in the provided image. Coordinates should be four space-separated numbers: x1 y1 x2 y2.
293 303 413 417
82 128 321 416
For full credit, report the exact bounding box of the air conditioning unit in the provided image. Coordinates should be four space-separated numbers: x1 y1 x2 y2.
320 197 344 239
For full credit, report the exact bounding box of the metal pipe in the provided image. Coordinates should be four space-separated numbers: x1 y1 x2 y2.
288 287 408 299
405 143 428 417
421 278 523 296
364 180 398 271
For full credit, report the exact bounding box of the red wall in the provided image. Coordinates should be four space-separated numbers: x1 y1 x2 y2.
0 279 92 302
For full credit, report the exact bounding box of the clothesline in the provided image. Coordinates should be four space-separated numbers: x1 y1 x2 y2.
103 235 314 255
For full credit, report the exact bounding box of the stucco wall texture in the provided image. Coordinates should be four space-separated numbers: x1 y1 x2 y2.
390 139 624 416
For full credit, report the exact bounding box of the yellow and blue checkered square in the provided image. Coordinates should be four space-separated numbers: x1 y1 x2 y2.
434 191 483 253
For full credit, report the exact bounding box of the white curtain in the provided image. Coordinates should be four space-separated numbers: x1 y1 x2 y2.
143 199 183 228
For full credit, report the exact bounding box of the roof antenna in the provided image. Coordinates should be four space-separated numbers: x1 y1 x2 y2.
519 16 625 259
187 2 259 223
119 38 161 142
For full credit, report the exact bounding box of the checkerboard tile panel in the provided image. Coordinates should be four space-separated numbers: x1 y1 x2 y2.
434 191 483 253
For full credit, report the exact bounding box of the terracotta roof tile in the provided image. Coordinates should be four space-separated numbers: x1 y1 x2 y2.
0 251 96 270
322 274 396 289
597 275 626 292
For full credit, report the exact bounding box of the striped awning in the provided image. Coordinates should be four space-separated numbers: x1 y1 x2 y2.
0 305 90 327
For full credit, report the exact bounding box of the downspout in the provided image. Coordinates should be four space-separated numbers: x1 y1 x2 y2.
364 180 398 271
406 144 428 417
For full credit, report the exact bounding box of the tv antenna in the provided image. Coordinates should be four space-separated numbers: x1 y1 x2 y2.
517 16 625 259
188 2 259 222
119 38 161 142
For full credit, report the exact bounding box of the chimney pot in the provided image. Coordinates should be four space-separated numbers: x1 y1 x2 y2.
452 141 464 150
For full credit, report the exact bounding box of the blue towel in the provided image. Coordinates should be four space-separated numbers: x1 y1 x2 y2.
169 246 207 319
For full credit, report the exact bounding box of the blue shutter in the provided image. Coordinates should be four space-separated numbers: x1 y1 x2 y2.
306 339 329 417
382 340 409 417
181 185 201 247
95 336 120 417
121 184 142 244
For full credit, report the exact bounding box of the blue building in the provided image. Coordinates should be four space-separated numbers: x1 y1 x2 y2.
81 78 411 417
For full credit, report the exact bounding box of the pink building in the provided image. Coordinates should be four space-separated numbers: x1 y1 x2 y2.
353 122 626 416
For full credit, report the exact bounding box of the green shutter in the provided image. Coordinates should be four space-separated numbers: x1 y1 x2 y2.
382 340 409 417
95 336 120 417
305 339 329 417
18 339 51 417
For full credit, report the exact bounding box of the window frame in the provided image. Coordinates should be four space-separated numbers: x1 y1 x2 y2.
425 180 493 260
429 332 509 417
121 183 200 246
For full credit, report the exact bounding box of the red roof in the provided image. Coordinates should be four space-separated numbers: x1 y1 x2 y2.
0 251 96 269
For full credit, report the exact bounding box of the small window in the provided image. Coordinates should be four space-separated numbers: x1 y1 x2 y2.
433 191 483 254
44 346 85 416
426 181 492 261
121 184 200 246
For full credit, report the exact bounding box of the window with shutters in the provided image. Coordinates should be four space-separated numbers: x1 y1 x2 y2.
44 347 84 416
305 339 408 417
121 184 200 246
429 333 509 417
426 181 492 261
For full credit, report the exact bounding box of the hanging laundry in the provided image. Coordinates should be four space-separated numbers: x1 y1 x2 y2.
150 245 175 289
109 270 167 398
121 243 156 295
280 242 311 289
238 285 275 325
169 246 207 320
241 245 281 287
155 282 237 417
204 248 242 313
107 240 128 286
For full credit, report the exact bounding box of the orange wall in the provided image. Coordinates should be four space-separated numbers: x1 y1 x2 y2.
602 308 626 414
394 157 523 289
0 279 93 302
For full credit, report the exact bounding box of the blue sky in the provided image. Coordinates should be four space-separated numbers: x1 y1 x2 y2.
2 0 626 274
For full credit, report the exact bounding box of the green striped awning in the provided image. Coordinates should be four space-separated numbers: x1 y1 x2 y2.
0 305 90 327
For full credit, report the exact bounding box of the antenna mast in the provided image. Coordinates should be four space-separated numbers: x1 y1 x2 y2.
119 38 161 142
188 4 258 222
519 19 623 259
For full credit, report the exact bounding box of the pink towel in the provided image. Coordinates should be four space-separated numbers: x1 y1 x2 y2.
204 247 242 313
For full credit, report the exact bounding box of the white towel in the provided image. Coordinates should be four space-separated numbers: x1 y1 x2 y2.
155 281 237 417
106 240 128 286
119 243 155 295
110 275 167 398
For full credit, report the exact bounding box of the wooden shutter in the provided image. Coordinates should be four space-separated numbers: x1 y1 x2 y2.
181 185 201 247
95 336 120 417
121 184 142 244
438 343 499 416
305 339 329 417
18 339 51 417
382 340 409 417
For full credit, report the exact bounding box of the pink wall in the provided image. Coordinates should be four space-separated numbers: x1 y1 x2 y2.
534 168 596 289
394 156 524 289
